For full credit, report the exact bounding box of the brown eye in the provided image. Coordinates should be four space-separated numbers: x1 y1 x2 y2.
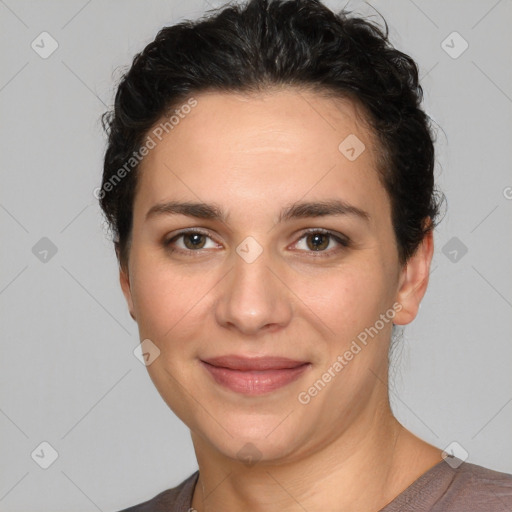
182 233 207 250
294 229 350 256
164 229 218 253
305 232 330 251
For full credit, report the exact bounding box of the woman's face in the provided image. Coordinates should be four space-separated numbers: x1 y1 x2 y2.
120 89 431 464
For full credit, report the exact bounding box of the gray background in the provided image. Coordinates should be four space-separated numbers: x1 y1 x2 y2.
1 0 511 510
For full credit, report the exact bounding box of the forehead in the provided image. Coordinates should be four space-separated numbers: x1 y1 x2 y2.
134 88 389 225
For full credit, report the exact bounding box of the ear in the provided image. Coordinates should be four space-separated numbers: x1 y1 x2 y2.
119 262 136 322
393 226 434 326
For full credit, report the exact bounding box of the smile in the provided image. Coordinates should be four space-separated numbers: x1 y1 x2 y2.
200 356 311 395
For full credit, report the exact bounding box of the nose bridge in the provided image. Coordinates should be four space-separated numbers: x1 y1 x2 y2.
215 236 292 334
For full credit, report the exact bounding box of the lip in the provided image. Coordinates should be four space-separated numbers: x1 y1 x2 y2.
200 355 311 395
202 355 308 371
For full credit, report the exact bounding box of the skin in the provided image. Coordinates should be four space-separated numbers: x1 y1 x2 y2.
119 88 443 512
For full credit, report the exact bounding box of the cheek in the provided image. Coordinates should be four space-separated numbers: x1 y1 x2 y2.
129 252 199 341
129 239 397 357
293 262 390 342
129 250 226 360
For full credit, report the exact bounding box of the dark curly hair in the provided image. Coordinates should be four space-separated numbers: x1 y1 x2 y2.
99 0 444 270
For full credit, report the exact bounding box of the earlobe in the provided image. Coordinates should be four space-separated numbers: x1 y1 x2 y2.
119 265 136 322
393 229 434 326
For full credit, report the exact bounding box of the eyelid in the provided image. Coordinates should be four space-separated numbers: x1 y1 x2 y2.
291 228 350 257
163 227 350 255
164 227 220 250
296 227 349 244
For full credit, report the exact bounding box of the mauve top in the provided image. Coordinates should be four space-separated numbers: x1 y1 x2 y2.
116 457 512 511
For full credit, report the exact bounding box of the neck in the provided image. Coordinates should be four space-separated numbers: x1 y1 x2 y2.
190 402 442 512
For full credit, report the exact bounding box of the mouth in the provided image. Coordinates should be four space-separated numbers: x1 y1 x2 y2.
200 355 311 395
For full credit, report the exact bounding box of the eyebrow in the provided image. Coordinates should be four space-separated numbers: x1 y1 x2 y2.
145 199 370 224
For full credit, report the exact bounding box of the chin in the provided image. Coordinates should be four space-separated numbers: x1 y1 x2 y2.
197 411 307 464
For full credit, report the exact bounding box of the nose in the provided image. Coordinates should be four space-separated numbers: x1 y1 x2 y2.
214 241 293 336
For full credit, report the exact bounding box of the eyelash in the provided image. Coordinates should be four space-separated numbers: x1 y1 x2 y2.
163 228 350 258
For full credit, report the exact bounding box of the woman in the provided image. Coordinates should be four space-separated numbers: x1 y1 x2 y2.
98 0 512 510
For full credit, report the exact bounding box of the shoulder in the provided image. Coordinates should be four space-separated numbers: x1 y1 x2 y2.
114 471 199 512
382 458 512 512
440 460 512 509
